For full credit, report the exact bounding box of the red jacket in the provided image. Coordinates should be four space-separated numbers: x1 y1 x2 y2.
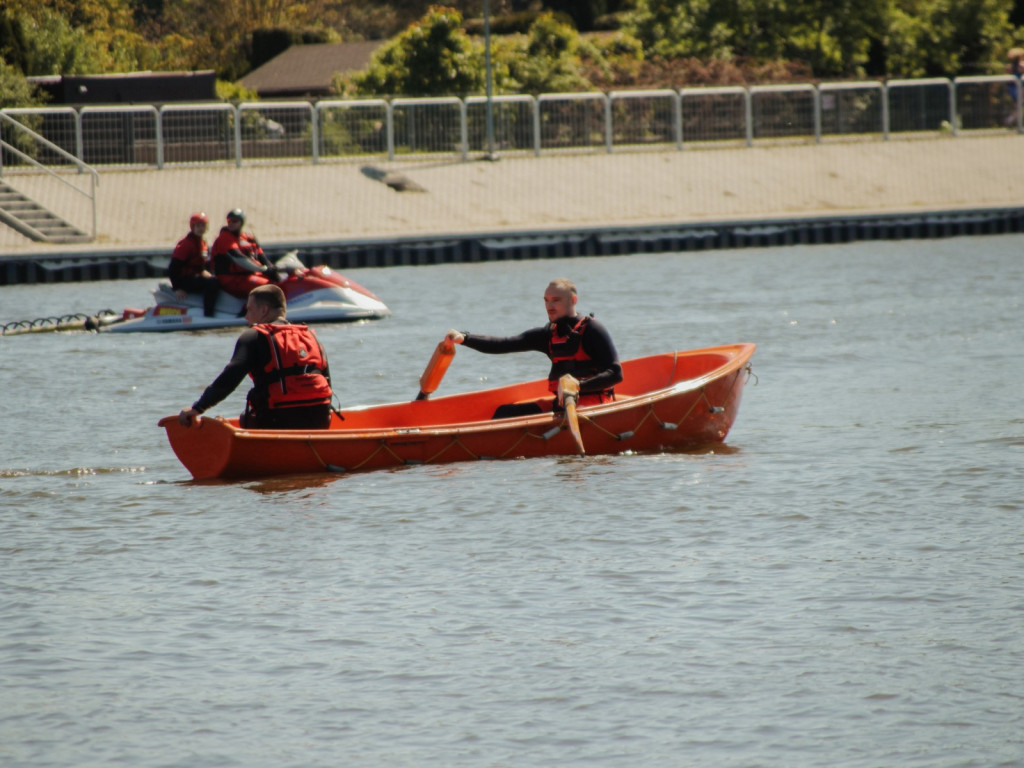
211 228 265 274
168 232 209 281
211 227 272 298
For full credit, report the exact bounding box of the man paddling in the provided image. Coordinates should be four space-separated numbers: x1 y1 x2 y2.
446 278 622 417
178 284 334 430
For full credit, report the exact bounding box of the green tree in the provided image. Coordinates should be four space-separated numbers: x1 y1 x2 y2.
0 58 47 109
503 12 595 93
350 6 484 96
623 0 1014 78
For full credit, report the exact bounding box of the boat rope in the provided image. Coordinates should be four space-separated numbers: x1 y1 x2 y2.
302 363 757 473
1 309 119 336
306 441 334 471
425 436 480 464
497 427 551 458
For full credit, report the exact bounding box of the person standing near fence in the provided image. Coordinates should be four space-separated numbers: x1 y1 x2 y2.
168 212 220 317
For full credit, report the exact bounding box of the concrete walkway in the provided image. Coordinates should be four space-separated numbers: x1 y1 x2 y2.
2 134 1023 256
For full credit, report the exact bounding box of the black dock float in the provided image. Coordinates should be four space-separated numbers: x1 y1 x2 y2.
3 207 1023 286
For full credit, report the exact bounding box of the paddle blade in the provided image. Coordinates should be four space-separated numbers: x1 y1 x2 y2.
558 374 585 456
417 338 456 400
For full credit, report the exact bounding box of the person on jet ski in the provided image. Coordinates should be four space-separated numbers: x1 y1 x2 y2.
211 208 280 299
177 284 334 430
168 212 220 317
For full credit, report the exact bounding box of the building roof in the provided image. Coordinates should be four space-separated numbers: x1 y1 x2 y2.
240 42 384 99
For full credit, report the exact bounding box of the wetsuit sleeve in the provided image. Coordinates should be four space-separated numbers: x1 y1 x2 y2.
225 253 267 274
460 326 549 354
167 257 186 284
191 330 261 413
578 317 622 394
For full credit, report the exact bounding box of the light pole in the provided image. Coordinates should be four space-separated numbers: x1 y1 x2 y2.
483 0 498 160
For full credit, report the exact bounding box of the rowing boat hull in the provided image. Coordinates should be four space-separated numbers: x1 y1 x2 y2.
158 344 755 480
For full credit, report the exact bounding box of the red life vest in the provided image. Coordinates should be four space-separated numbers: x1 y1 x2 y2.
170 232 209 276
212 229 264 274
250 324 332 410
546 315 607 395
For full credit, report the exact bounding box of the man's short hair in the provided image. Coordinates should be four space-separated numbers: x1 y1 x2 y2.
548 278 577 296
250 284 286 312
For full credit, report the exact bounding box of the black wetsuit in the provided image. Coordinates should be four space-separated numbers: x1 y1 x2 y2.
191 324 333 429
167 232 220 317
461 314 622 397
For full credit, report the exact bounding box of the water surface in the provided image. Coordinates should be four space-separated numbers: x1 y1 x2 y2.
1 236 1021 767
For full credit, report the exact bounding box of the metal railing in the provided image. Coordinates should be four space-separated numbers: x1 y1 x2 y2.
0 76 1021 171
0 111 99 239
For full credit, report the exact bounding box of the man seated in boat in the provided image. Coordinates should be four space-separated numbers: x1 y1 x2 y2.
167 212 220 317
446 278 622 418
177 284 334 430
211 208 280 299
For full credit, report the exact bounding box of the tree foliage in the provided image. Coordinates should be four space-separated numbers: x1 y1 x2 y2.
0 58 47 109
623 0 1018 78
348 6 484 97
0 0 1022 105
502 12 596 93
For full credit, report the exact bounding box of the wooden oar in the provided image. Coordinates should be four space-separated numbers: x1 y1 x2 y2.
416 337 456 400
558 374 585 456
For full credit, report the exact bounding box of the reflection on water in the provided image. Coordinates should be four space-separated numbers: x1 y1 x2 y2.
1 236 1022 768
237 472 348 495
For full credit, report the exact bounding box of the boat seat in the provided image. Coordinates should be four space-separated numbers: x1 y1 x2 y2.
153 282 201 306
152 282 244 314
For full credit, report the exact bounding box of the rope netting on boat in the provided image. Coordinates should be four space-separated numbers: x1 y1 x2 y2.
304 364 755 473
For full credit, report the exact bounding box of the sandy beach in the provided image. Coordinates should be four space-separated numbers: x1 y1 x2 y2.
2 133 1023 256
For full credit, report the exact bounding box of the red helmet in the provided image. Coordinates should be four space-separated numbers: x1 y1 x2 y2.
189 212 209 228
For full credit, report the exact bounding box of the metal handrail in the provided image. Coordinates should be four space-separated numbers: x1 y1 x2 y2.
0 112 99 239
2 75 1022 175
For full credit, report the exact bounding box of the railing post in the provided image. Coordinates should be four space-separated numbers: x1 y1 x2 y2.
460 98 468 161
233 104 242 167
312 102 321 164
673 90 683 150
386 100 395 162
156 106 165 169
532 98 541 156
744 88 753 146
813 84 822 143
948 78 957 137
882 81 890 140
604 94 613 153
75 109 85 168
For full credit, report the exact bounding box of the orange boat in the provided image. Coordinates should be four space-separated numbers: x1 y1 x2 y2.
158 344 756 480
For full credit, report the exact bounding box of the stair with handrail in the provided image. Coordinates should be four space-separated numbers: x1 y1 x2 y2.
0 181 92 243
1 111 98 244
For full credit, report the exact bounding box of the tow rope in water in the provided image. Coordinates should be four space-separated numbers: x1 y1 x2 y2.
1 309 120 336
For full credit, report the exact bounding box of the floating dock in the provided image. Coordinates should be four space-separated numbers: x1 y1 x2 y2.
3 207 1023 286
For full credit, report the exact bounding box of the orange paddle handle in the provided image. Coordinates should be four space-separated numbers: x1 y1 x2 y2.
418 338 456 397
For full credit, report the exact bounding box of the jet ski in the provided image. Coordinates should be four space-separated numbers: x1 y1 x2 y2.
94 252 391 333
